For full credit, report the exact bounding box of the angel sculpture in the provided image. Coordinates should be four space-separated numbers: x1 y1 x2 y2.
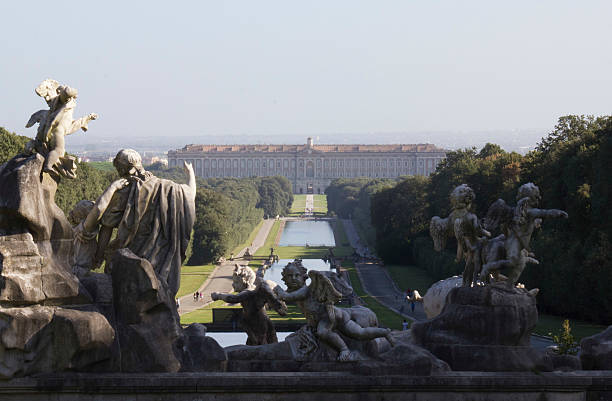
430 184 491 287
274 260 394 361
25 79 98 179
479 183 568 288
212 264 287 345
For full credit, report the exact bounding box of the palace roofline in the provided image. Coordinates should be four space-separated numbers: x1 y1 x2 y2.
170 143 446 154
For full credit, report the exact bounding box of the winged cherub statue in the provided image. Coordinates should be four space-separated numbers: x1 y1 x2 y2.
212 264 288 345
430 184 491 287
479 183 568 288
274 260 394 361
25 79 98 179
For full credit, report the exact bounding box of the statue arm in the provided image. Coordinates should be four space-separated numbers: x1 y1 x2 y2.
212 290 252 303
528 208 568 220
67 113 98 135
82 179 129 233
274 285 308 302
183 162 196 201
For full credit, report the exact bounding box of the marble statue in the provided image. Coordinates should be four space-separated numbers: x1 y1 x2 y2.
25 79 98 179
479 183 568 288
68 178 129 276
96 149 196 296
211 264 287 345
430 184 491 287
274 260 394 361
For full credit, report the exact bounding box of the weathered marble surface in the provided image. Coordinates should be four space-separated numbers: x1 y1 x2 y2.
581 325 612 370
412 284 552 371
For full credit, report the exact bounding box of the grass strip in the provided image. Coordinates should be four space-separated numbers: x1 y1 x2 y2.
253 220 281 257
176 264 216 298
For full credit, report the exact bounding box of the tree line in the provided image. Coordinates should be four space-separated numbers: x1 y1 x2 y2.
1 127 293 265
326 116 612 324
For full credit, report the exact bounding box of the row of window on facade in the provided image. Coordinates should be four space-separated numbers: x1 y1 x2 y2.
170 157 442 170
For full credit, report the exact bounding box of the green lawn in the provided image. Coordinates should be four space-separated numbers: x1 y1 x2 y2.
176 264 217 298
385 265 438 295
313 194 327 214
253 220 281 257
289 195 307 216
534 313 607 341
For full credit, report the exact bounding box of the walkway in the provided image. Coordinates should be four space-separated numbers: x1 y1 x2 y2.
342 219 423 321
304 194 313 216
178 219 275 315
342 219 554 350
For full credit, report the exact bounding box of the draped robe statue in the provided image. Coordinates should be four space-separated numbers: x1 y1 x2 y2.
97 149 196 296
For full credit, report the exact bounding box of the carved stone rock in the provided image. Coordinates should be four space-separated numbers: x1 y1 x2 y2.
110 248 183 372
0 305 115 378
412 284 552 371
0 154 72 241
422 275 462 319
179 323 227 372
109 249 226 372
580 325 612 370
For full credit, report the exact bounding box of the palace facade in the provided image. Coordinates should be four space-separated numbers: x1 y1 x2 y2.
167 138 446 194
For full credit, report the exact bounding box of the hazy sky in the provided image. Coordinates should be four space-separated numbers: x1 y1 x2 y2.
1 1 611 141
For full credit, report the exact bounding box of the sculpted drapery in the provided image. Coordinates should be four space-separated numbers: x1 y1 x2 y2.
100 149 196 296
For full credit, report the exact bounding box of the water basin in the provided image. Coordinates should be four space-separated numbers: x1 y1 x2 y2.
278 220 336 247
263 258 333 290
207 332 293 347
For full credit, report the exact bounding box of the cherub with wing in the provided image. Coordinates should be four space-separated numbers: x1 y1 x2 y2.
25 79 98 179
430 184 491 287
274 260 393 361
212 264 288 345
479 183 568 288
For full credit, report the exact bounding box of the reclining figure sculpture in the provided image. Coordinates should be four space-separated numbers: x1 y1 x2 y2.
274 260 394 361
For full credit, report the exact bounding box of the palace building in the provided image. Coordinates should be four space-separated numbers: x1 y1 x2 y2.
167 138 446 194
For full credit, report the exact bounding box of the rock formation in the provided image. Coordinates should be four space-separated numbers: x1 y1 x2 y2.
412 284 553 371
580 325 612 370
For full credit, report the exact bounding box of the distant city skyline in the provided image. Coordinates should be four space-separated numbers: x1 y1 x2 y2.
2 1 610 144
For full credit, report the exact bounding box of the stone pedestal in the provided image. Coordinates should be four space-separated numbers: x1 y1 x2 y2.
412 284 553 371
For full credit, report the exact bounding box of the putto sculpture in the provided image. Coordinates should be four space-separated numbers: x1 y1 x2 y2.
479 182 568 288
430 184 491 287
211 264 288 345
274 260 394 361
25 79 98 179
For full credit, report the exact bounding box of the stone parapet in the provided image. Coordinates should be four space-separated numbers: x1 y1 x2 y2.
0 371 610 400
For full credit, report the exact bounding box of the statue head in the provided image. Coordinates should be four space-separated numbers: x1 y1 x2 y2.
232 264 256 292
35 79 61 105
517 183 541 206
113 149 147 179
68 200 94 226
450 184 475 210
281 261 308 291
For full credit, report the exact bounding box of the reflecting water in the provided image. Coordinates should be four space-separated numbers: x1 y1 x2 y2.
208 332 292 348
263 258 333 290
278 220 336 247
